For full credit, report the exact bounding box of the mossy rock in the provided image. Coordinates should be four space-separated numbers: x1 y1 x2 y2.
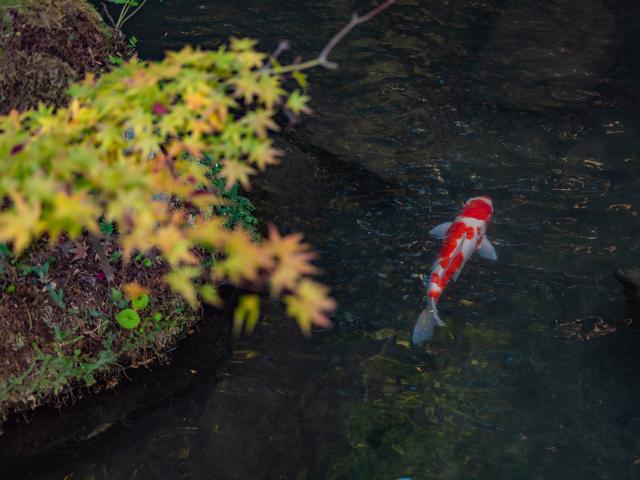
0 0 114 113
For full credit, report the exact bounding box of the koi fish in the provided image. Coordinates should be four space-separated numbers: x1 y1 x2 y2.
412 196 497 344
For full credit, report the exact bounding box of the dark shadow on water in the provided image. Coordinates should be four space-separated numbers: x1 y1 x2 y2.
3 0 640 478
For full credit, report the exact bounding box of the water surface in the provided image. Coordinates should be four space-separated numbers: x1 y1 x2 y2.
2 0 640 478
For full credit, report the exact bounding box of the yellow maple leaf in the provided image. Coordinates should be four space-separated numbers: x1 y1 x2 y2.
188 217 227 248
233 294 260 336
229 37 258 52
214 228 270 283
266 226 318 293
284 280 335 336
184 86 212 112
0 191 42 255
220 159 255 190
230 74 261 105
48 191 99 241
165 266 202 308
248 141 282 170
257 74 284 109
153 223 198 267
241 109 279 138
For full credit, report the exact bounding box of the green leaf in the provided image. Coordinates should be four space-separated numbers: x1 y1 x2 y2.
116 309 140 329
131 293 149 310
110 288 123 303
292 71 307 89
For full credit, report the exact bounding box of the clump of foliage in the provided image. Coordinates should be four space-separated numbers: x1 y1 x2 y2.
104 0 157 31
0 40 334 335
0 0 114 113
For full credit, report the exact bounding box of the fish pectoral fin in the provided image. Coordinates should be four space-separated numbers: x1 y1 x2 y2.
452 269 461 282
428 222 452 240
477 236 498 261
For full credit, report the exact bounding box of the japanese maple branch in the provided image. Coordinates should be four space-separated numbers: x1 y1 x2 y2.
272 0 397 74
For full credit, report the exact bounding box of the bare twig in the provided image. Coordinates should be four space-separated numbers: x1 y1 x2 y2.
89 233 115 283
272 0 397 74
100 2 117 28
318 0 397 65
267 40 291 65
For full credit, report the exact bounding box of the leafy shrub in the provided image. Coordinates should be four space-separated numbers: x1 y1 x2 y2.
0 39 333 335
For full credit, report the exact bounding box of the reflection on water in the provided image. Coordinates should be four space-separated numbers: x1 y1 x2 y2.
3 0 640 478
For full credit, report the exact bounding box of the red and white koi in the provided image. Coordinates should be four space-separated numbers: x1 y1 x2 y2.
412 196 497 344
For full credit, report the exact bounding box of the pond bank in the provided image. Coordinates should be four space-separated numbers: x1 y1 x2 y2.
0 0 116 114
0 0 203 430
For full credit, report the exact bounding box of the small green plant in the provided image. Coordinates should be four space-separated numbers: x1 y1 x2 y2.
107 54 124 66
109 250 123 263
115 308 140 329
46 285 65 309
131 292 149 309
106 0 158 31
110 288 129 309
99 218 116 236
0 242 11 277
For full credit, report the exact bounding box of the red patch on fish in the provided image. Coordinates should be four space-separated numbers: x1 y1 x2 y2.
461 198 492 221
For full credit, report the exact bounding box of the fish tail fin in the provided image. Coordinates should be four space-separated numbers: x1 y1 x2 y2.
412 300 445 344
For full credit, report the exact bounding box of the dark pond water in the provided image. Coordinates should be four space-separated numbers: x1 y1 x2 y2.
3 0 640 478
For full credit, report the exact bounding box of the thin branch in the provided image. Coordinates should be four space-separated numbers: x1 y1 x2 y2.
100 2 117 28
90 233 115 283
269 40 290 64
272 0 397 74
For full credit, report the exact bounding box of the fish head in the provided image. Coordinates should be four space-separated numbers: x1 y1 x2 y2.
465 195 493 209
462 196 493 221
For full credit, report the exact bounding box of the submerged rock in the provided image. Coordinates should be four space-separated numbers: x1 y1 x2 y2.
615 268 640 298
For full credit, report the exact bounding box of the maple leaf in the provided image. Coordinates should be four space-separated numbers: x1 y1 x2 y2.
0 191 42 254
67 240 89 262
229 37 258 52
166 46 210 66
267 227 318 294
152 223 198 267
158 105 189 137
214 228 271 283
237 50 266 69
241 109 279 138
284 280 335 336
257 74 284 109
292 71 308 90
220 159 255 190
184 86 212 112
247 140 282 170
49 191 100 240
165 266 202 308
286 90 312 115
233 294 260 336
188 217 227 248
230 73 261 105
